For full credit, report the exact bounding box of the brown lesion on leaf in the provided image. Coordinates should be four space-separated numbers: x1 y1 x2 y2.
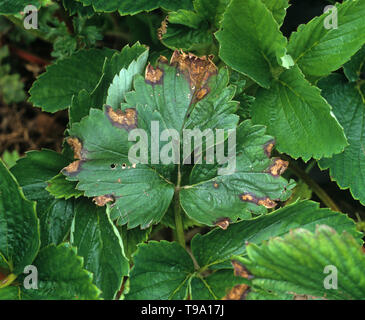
213 181 219 189
105 105 138 131
214 217 230 230
264 139 275 158
169 50 217 102
62 160 84 176
222 284 250 300
157 17 168 41
223 260 253 300
239 192 278 209
258 198 277 209
195 87 209 101
232 260 254 279
93 194 115 207
267 158 289 177
62 137 86 176
67 137 83 160
145 63 164 85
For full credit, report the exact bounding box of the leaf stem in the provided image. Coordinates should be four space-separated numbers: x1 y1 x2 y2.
287 159 341 212
174 164 185 249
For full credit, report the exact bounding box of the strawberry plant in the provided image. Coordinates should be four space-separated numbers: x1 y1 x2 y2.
0 0 365 300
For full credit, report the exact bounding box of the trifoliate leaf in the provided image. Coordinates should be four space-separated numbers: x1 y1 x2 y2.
62 51 290 229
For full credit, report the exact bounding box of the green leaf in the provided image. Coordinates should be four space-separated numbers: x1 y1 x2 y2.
1 150 20 169
64 106 175 229
127 201 361 300
29 48 115 113
22 243 101 300
0 159 39 275
120 225 151 260
71 199 129 300
180 120 292 226
46 173 83 200
251 66 348 161
191 200 362 269
0 286 20 300
75 0 193 14
240 226 365 300
261 0 289 26
106 49 149 109
69 89 93 124
343 45 365 82
126 241 193 300
318 74 365 205
11 150 76 248
287 0 365 80
63 0 94 17
38 199 76 248
63 52 291 228
0 0 40 15
126 240 246 300
190 269 245 300
91 43 149 108
160 0 229 51
161 21 212 52
215 0 288 88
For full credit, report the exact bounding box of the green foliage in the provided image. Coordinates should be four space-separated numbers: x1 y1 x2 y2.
0 159 100 299
71 199 129 299
318 73 365 205
287 0 365 81
1 0 365 301
126 201 361 300
241 226 365 300
250 66 347 161
29 48 116 112
75 0 193 15
215 0 288 88
0 0 41 15
0 159 39 275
